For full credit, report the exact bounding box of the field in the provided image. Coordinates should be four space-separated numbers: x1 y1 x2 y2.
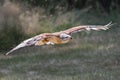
0 28 120 80
0 3 120 80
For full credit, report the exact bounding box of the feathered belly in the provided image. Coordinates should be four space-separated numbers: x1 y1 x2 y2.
35 36 70 46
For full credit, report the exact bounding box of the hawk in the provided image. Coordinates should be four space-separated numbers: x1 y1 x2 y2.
5 22 113 55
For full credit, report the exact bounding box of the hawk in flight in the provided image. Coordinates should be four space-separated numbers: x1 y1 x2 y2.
5 22 113 55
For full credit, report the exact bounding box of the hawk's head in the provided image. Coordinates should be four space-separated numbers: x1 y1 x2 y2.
59 33 72 43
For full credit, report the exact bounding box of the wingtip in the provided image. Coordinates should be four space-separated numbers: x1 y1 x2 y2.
104 21 115 30
5 53 9 56
105 21 114 27
5 50 13 56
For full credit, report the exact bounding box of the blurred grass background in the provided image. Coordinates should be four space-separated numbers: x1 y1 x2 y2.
0 0 120 80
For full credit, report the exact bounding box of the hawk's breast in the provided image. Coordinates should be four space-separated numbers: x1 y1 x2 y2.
35 36 71 46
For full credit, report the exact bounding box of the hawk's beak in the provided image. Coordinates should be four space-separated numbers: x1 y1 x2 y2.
5 42 27 55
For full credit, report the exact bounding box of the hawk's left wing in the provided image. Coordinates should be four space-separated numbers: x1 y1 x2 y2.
62 22 113 35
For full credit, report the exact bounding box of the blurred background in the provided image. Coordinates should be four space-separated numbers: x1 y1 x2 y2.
0 0 120 80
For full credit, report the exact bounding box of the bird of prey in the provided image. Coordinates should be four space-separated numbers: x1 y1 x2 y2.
5 22 113 55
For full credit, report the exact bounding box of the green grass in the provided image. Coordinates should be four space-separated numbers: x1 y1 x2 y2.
0 32 120 80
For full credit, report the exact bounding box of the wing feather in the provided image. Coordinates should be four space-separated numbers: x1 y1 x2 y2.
5 33 58 55
62 22 113 34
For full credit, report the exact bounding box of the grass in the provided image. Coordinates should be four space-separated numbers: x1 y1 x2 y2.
0 8 120 80
0 32 120 80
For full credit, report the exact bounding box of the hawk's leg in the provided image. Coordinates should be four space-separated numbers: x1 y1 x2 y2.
46 41 55 45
